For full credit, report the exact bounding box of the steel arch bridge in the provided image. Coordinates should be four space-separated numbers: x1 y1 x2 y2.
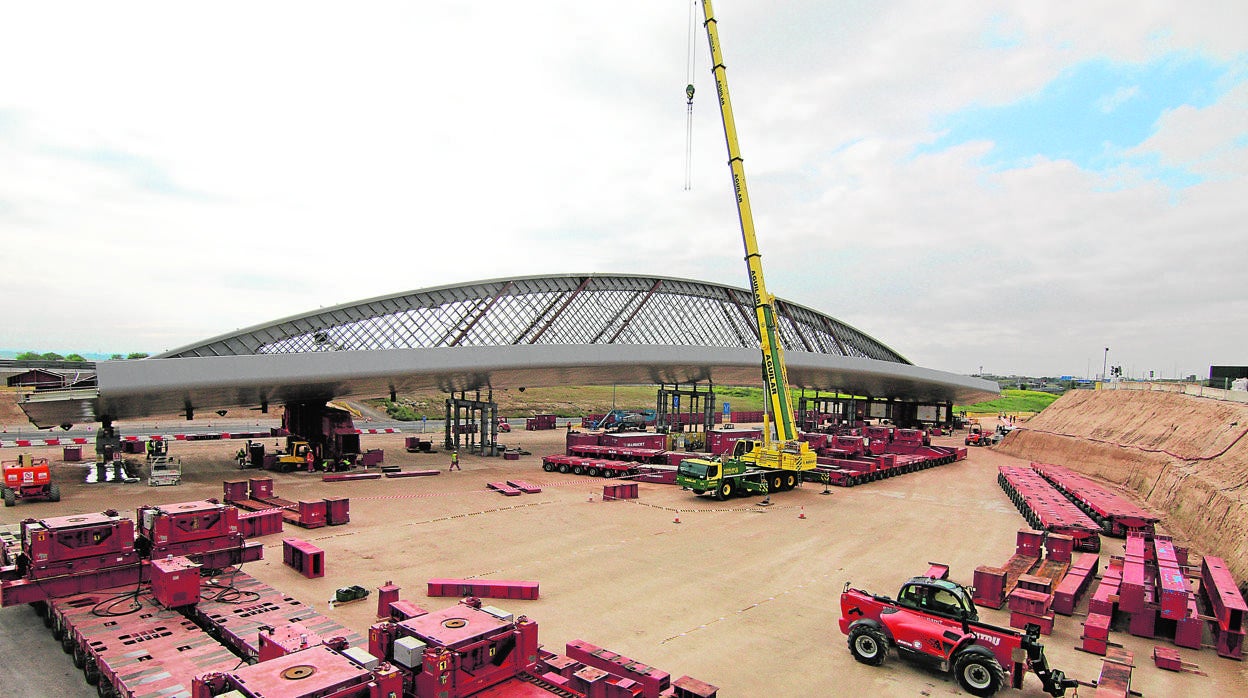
157 274 908 363
19 274 997 427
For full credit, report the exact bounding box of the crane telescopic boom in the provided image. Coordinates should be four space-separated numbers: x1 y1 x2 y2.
700 0 804 446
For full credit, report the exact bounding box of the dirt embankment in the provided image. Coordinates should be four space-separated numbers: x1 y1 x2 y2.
998 388 1248 579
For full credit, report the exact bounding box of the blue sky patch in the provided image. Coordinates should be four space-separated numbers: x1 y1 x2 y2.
918 54 1231 186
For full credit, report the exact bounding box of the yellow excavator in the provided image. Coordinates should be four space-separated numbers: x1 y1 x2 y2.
676 0 818 500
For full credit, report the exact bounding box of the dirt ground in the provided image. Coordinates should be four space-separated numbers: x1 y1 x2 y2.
4 408 1248 697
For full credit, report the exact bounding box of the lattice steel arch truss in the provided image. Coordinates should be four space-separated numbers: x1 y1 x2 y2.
159 274 908 363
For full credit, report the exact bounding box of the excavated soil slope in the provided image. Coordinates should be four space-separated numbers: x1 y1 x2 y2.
999 388 1248 579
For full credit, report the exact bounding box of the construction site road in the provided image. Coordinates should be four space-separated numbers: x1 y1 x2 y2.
2 421 1246 697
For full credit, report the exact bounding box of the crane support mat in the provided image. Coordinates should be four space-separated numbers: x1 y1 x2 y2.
488 481 522 496
427 578 539 600
322 472 381 482
507 479 542 493
385 469 441 478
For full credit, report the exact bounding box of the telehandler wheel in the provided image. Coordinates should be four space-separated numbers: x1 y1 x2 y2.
716 480 734 500
3 487 14 507
847 624 888 666
953 648 1006 697
49 484 61 502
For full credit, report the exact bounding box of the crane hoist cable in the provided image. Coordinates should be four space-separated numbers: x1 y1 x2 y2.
684 0 697 190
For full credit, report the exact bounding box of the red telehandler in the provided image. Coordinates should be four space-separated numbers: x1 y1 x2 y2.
839 569 1079 697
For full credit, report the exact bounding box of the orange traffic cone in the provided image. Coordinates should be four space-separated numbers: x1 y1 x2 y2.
798 506 806 519
587 493 594 502
673 515 681 524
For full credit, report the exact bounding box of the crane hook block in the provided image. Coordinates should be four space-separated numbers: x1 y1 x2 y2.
686 84 695 104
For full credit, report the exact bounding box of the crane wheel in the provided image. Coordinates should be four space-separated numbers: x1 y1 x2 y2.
847 624 888 666
717 481 733 500
783 473 797 490
953 648 1005 697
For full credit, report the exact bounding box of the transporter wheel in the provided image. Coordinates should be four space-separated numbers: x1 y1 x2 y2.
716 480 734 501
572 464 585 475
558 464 570 474
73 642 87 669
953 649 1005 697
62 631 76 653
51 612 64 640
84 656 100 685
542 462 555 472
97 679 117 698
847 624 889 666
587 467 600 477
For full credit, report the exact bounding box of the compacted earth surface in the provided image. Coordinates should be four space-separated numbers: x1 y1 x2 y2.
3 389 1248 697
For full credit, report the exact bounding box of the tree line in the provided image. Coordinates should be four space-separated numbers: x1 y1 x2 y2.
12 351 150 361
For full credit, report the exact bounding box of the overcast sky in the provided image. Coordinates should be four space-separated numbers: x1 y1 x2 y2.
2 1 1244 380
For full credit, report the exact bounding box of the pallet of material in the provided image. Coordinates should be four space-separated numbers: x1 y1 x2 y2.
385 469 442 478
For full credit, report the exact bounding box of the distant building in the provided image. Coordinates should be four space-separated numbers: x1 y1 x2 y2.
1209 366 1248 390
6 368 66 389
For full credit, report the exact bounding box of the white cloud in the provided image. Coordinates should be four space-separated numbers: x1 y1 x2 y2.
1 1 1245 380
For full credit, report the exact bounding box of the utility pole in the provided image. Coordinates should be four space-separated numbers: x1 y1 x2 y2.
1102 347 1109 382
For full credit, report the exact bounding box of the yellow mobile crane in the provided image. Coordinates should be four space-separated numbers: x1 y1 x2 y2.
676 0 818 500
